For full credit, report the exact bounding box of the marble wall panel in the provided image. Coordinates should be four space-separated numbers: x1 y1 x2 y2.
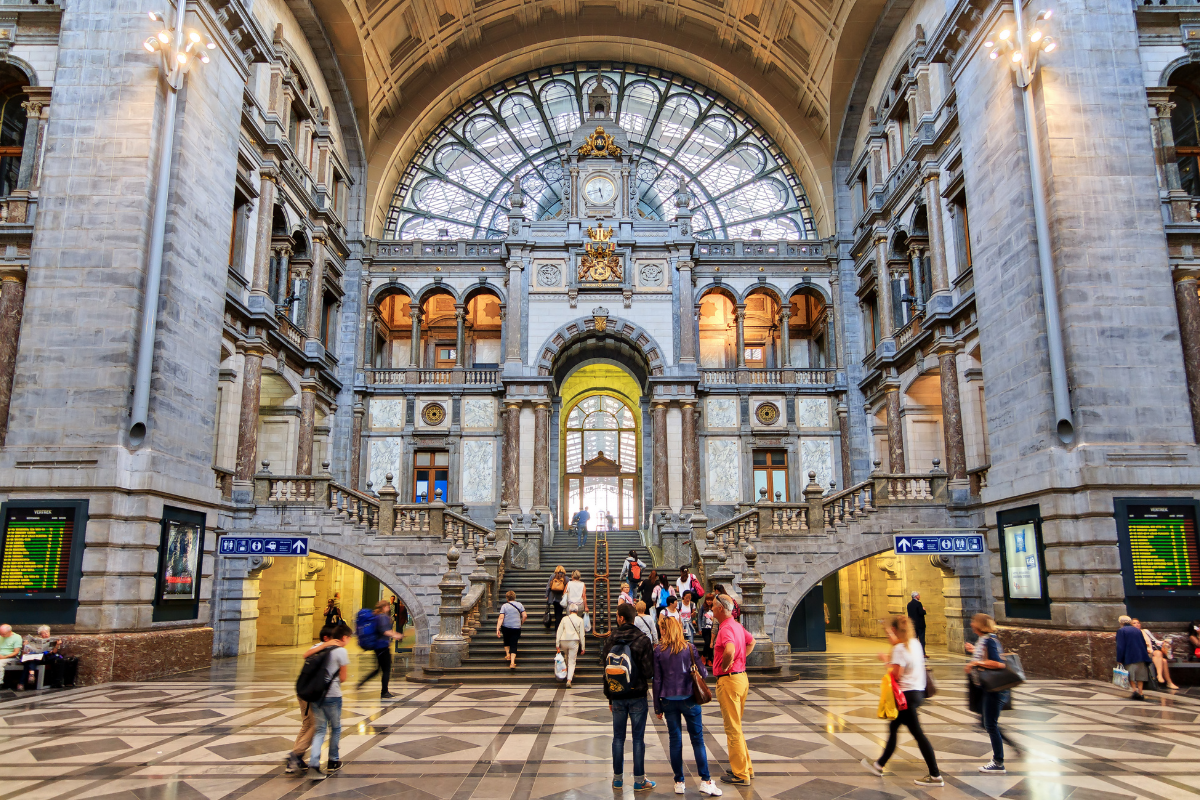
369 437 402 491
462 397 495 429
372 398 406 429
801 438 833 493
462 439 495 503
797 398 830 429
706 397 737 429
706 438 741 503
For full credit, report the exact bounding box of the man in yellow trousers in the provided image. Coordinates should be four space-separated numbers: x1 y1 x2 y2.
713 594 755 786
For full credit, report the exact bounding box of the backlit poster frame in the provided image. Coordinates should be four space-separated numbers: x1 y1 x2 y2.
997 505 1051 620
1115 497 1200 598
0 499 89 601
153 506 206 620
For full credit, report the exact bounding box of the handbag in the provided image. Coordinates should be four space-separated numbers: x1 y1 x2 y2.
690 647 713 704
543 609 553 628
924 669 938 699
890 674 908 710
1113 665 1130 690
978 653 1026 693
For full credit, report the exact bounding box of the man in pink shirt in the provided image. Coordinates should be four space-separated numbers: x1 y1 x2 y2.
713 594 755 786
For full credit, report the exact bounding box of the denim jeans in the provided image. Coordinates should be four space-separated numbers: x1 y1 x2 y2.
662 697 710 782
577 526 588 547
611 696 648 777
309 696 343 768
981 690 1006 764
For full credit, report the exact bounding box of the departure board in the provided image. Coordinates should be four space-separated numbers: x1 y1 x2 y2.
1126 504 1200 589
0 506 75 593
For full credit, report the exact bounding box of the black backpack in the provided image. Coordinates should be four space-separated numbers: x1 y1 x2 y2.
296 646 336 702
605 640 636 693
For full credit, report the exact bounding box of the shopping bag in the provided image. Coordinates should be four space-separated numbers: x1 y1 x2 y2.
878 676 898 719
890 674 908 710
583 612 592 633
1113 665 1130 690
554 652 567 680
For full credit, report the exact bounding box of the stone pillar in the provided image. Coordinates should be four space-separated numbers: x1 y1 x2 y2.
502 401 521 510
874 237 895 339
1175 275 1200 443
250 171 277 302
680 401 698 509
837 401 852 488
454 305 466 367
1149 90 1192 223
430 546 469 669
351 400 365 489
909 245 926 311
305 236 325 342
884 385 905 473
504 260 523 364
652 401 670 510
297 556 326 639
735 304 747 368
409 302 422 368
296 384 317 475
937 345 968 481
363 307 376 370
16 98 42 190
378 472 397 535
678 260 697 365
739 544 775 668
922 172 950 294
0 274 26 445
235 343 266 482
532 402 550 511
804 471 825 534
779 307 791 367
213 555 273 657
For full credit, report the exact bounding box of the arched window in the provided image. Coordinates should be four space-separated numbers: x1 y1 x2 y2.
386 63 818 240
0 85 26 197
564 395 638 529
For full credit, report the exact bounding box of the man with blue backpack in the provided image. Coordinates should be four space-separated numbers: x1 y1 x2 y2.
355 600 403 698
602 603 657 792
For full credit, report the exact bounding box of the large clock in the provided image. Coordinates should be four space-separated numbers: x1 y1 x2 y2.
583 175 616 205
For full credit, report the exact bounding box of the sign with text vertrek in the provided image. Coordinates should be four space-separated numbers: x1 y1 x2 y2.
892 534 984 555
218 537 308 556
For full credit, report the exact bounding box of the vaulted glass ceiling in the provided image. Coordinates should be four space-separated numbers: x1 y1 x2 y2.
385 63 818 241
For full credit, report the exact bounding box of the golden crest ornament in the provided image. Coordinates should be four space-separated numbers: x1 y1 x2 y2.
579 223 623 283
577 126 623 158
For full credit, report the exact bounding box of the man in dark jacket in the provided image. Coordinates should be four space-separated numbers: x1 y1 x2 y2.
602 603 656 791
1116 615 1152 700
907 591 927 649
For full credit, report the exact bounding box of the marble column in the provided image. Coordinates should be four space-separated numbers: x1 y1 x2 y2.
1175 275 1200 442
358 275 371 370
502 401 521 510
305 236 325 343
504 260 523 364
350 400 365 489
1149 90 1192 223
652 402 670 510
884 386 905 473
532 403 550 510
922 172 950 294
363 308 376 370
250 171 277 301
680 401 698 509
779 307 791 367
0 274 25 444
235 343 266 481
937 346 968 481
677 260 697 365
454 305 466 368
735 304 747 368
296 384 317 475
409 302 422 368
16 99 42 190
909 245 926 311
874 237 895 340
837 401 852 488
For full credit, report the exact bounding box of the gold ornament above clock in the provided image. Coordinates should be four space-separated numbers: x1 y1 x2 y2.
578 223 623 283
577 126 623 158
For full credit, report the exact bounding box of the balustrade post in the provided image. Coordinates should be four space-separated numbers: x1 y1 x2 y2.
804 470 825 534
429 487 446 539
739 544 775 668
253 461 272 504
377 473 397 535
468 546 493 626
756 488 773 534
708 546 737 602
430 546 469 669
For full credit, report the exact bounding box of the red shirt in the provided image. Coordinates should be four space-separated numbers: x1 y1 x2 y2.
713 617 753 676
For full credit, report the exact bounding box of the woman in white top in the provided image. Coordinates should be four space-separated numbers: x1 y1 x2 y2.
634 600 658 644
678 591 696 643
862 616 942 788
555 603 587 687
566 570 588 613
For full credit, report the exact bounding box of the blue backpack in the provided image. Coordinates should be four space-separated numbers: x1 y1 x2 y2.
356 608 383 650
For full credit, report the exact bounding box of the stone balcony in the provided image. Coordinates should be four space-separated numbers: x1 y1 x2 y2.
365 367 501 387
699 367 839 388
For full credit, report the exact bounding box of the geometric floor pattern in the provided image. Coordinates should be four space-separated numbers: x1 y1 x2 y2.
5 649 1200 800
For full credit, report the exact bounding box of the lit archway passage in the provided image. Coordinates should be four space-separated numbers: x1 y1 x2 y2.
385 62 819 241
563 395 639 530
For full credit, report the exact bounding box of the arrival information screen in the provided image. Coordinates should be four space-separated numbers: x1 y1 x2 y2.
0 506 75 593
1126 504 1200 589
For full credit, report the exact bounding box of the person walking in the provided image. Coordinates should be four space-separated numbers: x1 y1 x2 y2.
323 597 342 626
393 598 409 652
355 601 403 698
566 570 589 615
907 592 927 649
1116 614 1152 701
677 566 703 600
640 569 658 609
556 603 587 687
547 565 568 629
679 591 696 644
619 582 635 606
653 616 723 797
287 625 339 775
966 613 1015 773
653 574 676 619
634 600 658 645
497 590 528 669
861 616 943 787
575 505 592 548
712 594 754 787
603 603 656 792
308 621 352 780
621 550 646 592
698 594 716 667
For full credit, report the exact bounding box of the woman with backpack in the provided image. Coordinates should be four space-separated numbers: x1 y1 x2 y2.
496 590 527 669
653 574 676 619
640 569 658 608
546 565 568 629
556 603 587 687
652 616 722 797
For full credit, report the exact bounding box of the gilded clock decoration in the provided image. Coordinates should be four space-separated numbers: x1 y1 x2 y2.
578 222 623 283
422 403 447 425
577 126 623 158
755 402 780 426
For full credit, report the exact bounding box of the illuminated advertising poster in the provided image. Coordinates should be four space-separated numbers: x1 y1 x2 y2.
1003 522 1043 600
160 518 202 603
0 505 76 593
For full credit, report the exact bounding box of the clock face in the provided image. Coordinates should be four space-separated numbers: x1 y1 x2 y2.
584 176 616 205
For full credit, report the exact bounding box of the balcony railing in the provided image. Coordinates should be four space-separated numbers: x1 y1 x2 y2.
366 368 500 386
699 368 836 386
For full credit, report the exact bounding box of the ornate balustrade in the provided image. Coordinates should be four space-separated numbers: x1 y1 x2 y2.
366 368 500 386
894 315 923 348
699 368 836 387
277 315 305 347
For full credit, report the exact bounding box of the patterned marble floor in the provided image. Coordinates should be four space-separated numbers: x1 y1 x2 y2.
5 647 1200 800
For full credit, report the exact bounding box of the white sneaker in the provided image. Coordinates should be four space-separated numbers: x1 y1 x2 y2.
861 758 884 777
699 780 723 796
675 781 686 794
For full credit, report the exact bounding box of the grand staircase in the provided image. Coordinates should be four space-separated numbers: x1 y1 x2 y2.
414 529 645 683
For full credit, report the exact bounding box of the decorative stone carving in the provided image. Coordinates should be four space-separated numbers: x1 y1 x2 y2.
754 401 780 426
797 397 830 429
371 398 406 429
537 263 561 287
639 262 664 286
706 397 737 429
369 438 401 493
592 306 610 331
706 438 741 503
462 397 495 428
801 438 833 495
422 402 447 426
461 439 495 503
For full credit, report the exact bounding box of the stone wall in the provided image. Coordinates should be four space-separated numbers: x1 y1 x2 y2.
60 627 213 686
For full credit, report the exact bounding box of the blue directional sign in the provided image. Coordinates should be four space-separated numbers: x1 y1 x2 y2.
893 533 984 555
219 537 309 556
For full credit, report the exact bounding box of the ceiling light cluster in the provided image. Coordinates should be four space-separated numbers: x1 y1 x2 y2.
143 11 216 68
984 9 1057 69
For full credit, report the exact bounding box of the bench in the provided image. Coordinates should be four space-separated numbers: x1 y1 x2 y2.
3 662 43 690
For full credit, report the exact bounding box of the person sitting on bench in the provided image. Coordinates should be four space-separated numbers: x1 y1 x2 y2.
19 626 58 690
